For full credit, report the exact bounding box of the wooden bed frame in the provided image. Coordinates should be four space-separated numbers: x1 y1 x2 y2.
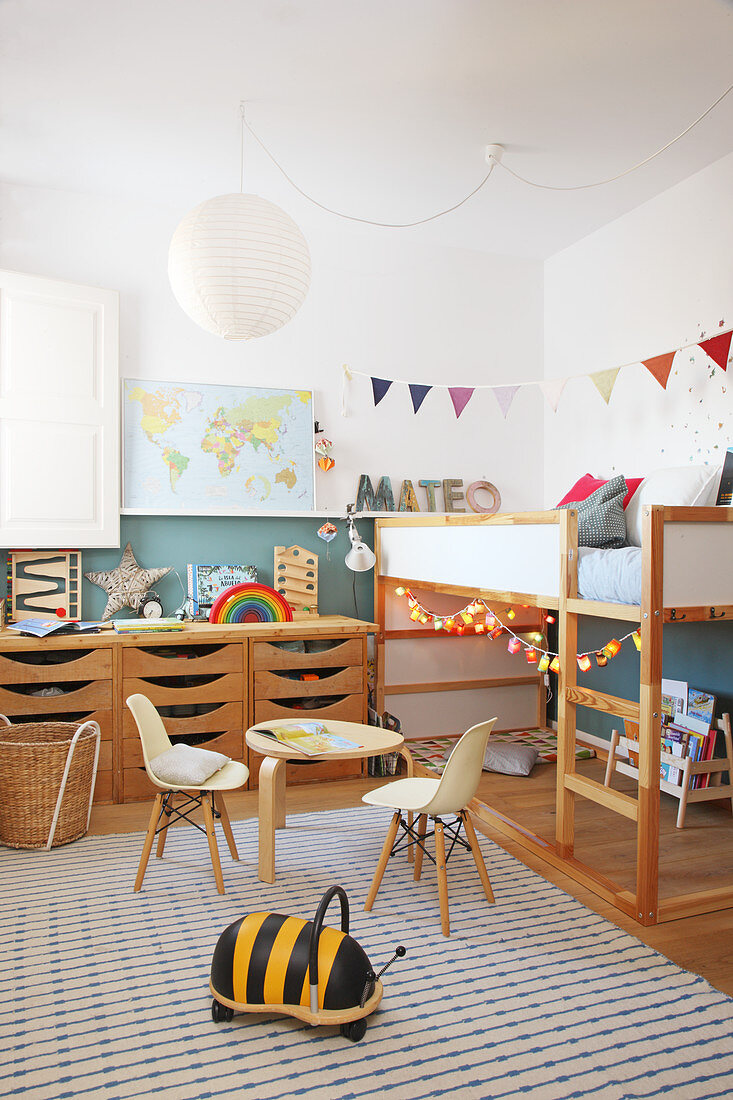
373 506 733 927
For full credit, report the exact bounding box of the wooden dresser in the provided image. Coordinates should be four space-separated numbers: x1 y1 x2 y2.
0 617 375 803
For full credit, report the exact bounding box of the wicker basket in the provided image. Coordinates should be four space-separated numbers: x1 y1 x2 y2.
0 720 100 849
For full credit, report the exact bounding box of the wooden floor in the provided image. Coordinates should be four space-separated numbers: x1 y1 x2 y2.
89 766 733 998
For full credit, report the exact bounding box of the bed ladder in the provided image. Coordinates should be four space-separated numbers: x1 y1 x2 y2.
555 506 662 926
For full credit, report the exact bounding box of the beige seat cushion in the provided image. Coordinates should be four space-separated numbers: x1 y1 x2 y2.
150 743 231 786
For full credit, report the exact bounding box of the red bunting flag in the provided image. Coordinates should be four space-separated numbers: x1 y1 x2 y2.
698 331 732 372
642 351 676 389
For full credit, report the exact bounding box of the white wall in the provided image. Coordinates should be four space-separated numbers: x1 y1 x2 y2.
543 151 733 506
0 180 545 517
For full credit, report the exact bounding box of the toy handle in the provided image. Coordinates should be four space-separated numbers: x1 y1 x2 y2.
308 885 349 1016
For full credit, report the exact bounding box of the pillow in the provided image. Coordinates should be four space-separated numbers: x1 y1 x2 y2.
625 465 721 546
557 473 642 511
557 474 627 548
150 742 231 786
483 743 539 776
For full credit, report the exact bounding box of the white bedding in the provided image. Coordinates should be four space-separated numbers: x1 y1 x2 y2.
578 546 641 605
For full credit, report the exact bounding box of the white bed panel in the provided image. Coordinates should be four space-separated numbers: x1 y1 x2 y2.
385 636 536 683
663 523 733 607
378 522 561 597
384 686 538 740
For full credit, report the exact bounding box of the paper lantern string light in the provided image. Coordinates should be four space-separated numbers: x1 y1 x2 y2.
392 586 642 673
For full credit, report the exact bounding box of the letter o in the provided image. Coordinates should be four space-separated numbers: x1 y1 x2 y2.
466 480 501 514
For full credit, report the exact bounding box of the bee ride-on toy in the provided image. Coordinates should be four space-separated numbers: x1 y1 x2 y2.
210 884 405 1041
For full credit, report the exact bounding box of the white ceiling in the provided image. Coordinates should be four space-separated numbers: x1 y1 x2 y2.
2 0 733 259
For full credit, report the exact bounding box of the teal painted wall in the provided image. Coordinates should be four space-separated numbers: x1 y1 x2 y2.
3 517 376 624
548 617 733 741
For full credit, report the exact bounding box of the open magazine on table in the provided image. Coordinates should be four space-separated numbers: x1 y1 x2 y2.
253 721 362 756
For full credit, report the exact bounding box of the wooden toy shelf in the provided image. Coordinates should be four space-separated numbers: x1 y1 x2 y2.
604 714 733 829
0 617 376 804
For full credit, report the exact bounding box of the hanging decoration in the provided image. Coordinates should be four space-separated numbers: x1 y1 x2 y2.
315 437 335 471
392 586 643 673
341 323 733 418
316 521 338 561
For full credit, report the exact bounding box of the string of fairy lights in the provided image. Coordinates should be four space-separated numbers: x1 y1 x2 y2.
393 586 642 673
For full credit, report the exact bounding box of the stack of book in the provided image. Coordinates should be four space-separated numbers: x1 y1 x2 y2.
659 685 717 789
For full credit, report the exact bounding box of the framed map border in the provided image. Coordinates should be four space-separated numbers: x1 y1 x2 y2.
121 378 316 515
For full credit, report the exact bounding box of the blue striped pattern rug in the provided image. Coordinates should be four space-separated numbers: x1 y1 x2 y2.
4 806 733 1099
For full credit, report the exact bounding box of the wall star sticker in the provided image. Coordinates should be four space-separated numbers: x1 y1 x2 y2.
84 543 172 620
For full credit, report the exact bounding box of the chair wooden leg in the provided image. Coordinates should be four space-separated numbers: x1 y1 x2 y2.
156 793 172 858
365 811 401 912
407 811 414 863
202 792 225 895
214 791 239 861
414 814 427 881
463 810 495 904
135 793 163 892
434 819 450 937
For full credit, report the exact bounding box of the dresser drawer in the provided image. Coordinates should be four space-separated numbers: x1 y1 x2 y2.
122 700 242 741
0 680 112 716
123 673 243 708
123 643 243 678
246 750 363 789
252 637 363 672
253 694 365 725
254 666 363 700
123 728 244 769
0 648 112 684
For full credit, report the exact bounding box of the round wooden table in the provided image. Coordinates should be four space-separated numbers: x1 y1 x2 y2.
246 719 412 883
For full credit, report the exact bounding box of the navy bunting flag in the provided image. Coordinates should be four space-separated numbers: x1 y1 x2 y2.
409 383 432 413
371 377 393 406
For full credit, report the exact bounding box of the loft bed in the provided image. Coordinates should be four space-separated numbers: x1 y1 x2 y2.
373 506 733 928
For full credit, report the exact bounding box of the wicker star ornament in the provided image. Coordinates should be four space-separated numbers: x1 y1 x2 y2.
85 543 172 620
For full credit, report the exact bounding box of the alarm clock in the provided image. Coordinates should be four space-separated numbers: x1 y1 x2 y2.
139 590 164 619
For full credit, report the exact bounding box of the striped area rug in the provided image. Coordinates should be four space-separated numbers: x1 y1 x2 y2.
4 807 733 1100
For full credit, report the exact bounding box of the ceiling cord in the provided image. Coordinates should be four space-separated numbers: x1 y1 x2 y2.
493 81 733 191
239 80 733 220
242 107 495 226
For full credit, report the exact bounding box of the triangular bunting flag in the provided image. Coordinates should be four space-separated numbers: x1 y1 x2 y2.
590 368 620 404
538 377 567 412
492 385 520 419
371 377 393 406
642 351 676 389
409 383 432 414
698 331 732 372
448 387 475 418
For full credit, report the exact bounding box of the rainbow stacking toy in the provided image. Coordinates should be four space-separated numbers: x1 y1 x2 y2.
208 582 294 624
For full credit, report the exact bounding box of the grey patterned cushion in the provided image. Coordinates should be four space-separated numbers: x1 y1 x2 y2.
558 475 627 549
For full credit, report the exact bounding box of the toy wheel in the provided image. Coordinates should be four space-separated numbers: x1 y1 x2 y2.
211 999 234 1023
340 1018 367 1042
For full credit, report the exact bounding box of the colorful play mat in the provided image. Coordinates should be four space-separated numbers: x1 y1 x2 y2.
406 728 595 773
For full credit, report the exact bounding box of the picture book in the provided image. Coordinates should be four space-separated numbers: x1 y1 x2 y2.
687 688 716 727
112 618 185 634
715 447 733 506
7 618 103 637
255 722 362 757
661 678 687 720
187 563 257 616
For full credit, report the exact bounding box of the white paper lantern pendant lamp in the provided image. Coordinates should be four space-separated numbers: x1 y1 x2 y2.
168 191 311 340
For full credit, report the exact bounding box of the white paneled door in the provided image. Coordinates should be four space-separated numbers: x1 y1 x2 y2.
0 270 119 548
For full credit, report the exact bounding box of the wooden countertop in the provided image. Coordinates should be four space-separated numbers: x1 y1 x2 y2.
0 615 378 651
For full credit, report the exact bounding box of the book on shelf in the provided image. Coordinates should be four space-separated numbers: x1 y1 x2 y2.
715 447 733 506
187 563 257 617
112 618 186 634
253 721 362 756
7 618 104 638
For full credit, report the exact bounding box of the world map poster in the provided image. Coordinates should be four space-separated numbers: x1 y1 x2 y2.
122 380 315 512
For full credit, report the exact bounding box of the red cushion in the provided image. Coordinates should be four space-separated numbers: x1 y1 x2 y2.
557 474 643 510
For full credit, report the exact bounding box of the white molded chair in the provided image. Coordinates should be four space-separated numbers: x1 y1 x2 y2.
126 693 249 894
363 719 497 935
